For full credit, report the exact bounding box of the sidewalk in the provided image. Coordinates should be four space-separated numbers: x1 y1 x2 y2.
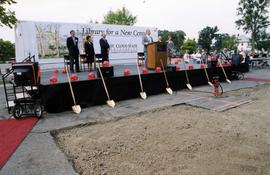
0 69 269 175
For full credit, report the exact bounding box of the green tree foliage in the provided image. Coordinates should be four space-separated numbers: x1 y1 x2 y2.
0 38 15 62
257 40 270 50
102 6 137 26
0 0 17 28
257 30 270 50
158 30 186 51
214 33 228 50
198 26 219 53
214 34 238 51
235 0 270 50
223 35 238 51
181 38 197 54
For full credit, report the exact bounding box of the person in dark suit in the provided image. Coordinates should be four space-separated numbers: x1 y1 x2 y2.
84 35 95 71
99 32 110 62
66 30 80 72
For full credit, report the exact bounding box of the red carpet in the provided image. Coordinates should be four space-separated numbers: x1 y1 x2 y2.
244 77 270 83
0 117 38 169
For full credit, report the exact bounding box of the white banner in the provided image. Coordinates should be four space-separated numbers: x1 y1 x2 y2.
15 21 158 67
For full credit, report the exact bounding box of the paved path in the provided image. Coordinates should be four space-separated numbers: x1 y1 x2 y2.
0 69 269 175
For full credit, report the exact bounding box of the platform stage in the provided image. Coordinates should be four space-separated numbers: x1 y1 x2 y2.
39 64 232 113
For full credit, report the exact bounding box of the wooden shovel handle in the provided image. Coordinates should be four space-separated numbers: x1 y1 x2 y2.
136 61 144 92
97 64 111 101
160 59 170 87
219 62 229 80
65 65 77 106
203 67 210 82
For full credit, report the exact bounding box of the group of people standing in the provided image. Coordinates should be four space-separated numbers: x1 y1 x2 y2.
66 30 110 72
142 28 174 67
67 28 174 72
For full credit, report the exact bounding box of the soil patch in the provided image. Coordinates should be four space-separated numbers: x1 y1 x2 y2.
54 84 270 175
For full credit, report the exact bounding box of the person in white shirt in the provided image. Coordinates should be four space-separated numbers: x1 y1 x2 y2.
158 36 162 42
201 50 208 64
240 50 246 63
194 51 202 64
183 51 190 64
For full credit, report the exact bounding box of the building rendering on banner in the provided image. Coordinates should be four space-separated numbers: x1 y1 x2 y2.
15 21 158 68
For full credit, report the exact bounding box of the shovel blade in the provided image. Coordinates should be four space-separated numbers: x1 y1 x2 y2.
166 87 173 95
140 92 147 99
186 83 192 90
226 79 232 84
72 105 81 114
208 82 214 87
107 100 115 108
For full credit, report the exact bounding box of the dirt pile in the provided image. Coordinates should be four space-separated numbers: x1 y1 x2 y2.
55 84 270 175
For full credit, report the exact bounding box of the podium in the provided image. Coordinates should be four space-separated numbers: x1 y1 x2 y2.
147 42 167 69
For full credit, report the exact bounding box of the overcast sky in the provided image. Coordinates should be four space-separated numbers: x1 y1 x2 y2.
0 0 267 42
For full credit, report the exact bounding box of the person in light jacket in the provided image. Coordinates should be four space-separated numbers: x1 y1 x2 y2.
142 28 153 67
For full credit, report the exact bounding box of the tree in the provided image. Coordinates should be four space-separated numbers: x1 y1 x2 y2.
235 0 270 50
102 6 137 26
257 30 270 50
0 0 17 28
214 33 238 51
222 35 238 51
198 26 219 53
181 38 197 54
214 33 228 50
257 40 270 50
0 38 15 62
158 30 186 51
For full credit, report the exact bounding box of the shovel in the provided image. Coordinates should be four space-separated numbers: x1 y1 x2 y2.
136 61 147 99
183 62 192 90
203 66 214 87
160 59 173 94
93 56 97 71
65 65 81 114
219 62 231 84
97 64 115 108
